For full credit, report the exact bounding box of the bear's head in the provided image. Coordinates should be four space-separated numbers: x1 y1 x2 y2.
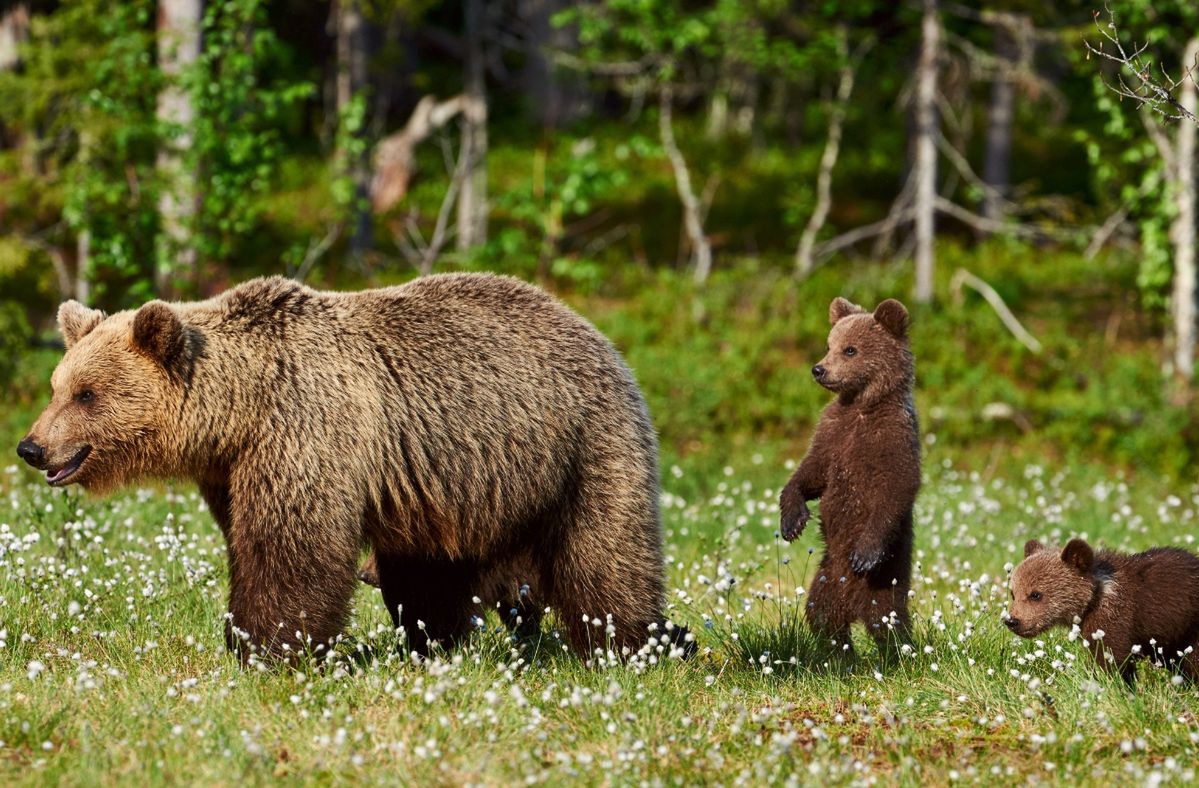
813 297 913 405
1005 538 1098 638
17 300 197 492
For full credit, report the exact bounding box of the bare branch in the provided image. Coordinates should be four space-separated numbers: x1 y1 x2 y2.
1084 5 1199 126
951 268 1043 354
370 94 482 215
290 222 344 284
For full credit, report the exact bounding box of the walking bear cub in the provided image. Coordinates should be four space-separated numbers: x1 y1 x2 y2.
1008 538 1199 684
779 297 920 656
18 274 681 662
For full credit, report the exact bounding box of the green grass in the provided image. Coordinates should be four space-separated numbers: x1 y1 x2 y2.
2 248 1198 783
2 452 1198 785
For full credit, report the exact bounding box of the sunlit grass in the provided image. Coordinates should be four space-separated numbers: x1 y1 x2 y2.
2 451 1198 784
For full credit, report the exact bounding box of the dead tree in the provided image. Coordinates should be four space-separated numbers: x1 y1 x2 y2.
370 94 481 214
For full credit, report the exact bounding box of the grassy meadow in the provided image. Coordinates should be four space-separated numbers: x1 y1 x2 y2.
2 253 1199 785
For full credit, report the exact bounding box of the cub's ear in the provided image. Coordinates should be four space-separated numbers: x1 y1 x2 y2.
131 301 186 368
1061 538 1094 574
1023 539 1044 558
829 297 864 325
58 301 106 349
873 299 910 338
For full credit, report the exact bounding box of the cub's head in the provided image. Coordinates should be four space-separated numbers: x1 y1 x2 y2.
16 300 197 492
812 297 913 404
1005 538 1097 638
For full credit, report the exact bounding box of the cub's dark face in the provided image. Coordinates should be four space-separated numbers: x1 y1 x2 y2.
813 297 912 403
1006 538 1096 638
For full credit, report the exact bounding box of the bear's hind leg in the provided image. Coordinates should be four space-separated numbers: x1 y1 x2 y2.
375 553 479 657
805 563 857 664
549 475 667 660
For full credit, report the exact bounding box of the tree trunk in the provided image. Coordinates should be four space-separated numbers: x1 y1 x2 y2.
796 30 857 277
155 0 203 297
1171 36 1199 384
519 0 576 129
912 0 939 305
659 89 712 285
0 4 29 71
982 23 1015 226
335 0 372 264
456 0 489 251
75 229 91 305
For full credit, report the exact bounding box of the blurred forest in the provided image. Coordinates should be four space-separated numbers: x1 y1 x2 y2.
2 0 1199 475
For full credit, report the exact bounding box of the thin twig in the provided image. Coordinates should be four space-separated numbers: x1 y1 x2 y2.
1084 5 1199 125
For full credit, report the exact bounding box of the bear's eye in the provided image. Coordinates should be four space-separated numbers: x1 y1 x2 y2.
843 346 857 357
1028 591 1042 602
75 389 95 404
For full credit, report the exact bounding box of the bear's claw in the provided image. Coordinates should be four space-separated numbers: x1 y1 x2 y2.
850 546 885 575
780 500 810 541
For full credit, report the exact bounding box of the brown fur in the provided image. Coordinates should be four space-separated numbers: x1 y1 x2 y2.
1008 538 1199 685
778 297 921 655
20 274 677 661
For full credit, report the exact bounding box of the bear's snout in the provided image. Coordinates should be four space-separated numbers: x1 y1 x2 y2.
812 364 827 381
16 437 46 469
1004 616 1021 632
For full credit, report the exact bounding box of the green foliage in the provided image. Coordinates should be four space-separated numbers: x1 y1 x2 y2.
0 301 31 384
466 136 635 288
176 0 316 271
1074 0 1199 311
0 0 160 306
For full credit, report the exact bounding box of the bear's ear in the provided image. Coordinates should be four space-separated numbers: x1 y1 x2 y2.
1061 538 1094 575
829 297 864 325
131 301 186 369
58 301 106 349
873 299 909 339
1023 539 1044 558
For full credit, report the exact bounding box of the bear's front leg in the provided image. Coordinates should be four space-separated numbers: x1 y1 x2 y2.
223 476 361 663
780 460 823 541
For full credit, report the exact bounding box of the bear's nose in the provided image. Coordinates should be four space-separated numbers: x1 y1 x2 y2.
812 364 826 380
1004 617 1020 631
16 437 45 468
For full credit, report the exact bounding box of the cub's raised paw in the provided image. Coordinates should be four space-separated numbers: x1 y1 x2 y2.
850 545 886 575
780 500 810 542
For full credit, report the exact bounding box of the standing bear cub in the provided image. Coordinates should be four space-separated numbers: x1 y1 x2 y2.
18 274 679 661
1008 538 1199 685
779 297 920 655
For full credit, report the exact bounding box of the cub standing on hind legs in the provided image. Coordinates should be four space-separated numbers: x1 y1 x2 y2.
779 297 921 659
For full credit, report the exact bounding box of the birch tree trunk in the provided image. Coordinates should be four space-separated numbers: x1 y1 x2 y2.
0 4 29 71
659 88 712 285
155 0 203 296
456 0 488 251
1170 36 1199 383
335 0 372 264
912 0 939 304
795 30 857 277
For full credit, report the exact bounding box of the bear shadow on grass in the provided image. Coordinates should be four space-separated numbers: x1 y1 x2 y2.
722 613 924 677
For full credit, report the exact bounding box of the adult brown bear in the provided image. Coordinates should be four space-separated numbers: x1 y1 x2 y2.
18 274 680 661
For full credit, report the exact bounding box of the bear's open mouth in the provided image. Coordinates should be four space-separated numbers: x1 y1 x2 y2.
46 445 91 486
